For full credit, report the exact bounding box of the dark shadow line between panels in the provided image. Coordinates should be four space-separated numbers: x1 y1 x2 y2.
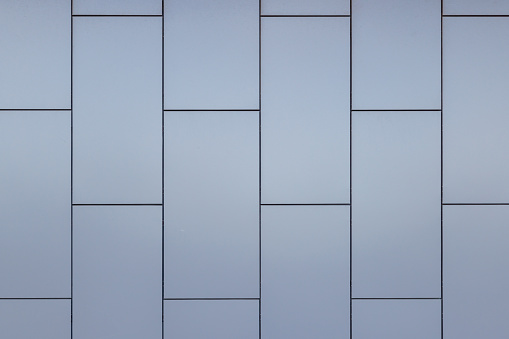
443 15 509 17
0 109 71 111
258 1 262 338
352 109 442 112
352 298 442 300
161 1 165 337
72 14 163 17
349 1 353 338
164 109 260 112
442 203 509 205
440 2 444 339
260 15 350 17
261 203 350 206
72 204 163 206
164 298 261 301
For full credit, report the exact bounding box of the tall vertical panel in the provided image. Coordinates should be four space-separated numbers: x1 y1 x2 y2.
73 17 162 204
352 0 441 109
0 0 70 109
443 206 509 338
444 206 509 339
165 112 259 298
0 112 70 298
443 18 509 203
352 112 441 298
261 206 350 338
164 0 259 109
73 206 161 339
261 18 350 204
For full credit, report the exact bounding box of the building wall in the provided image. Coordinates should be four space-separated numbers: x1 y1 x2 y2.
1 0 508 338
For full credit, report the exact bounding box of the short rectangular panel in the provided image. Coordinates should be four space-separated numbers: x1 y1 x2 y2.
73 17 162 204
164 0 259 109
73 0 161 15
165 111 259 298
0 0 70 109
353 300 441 339
352 111 441 298
261 206 350 338
73 206 162 339
0 300 70 339
443 18 509 203
443 206 509 338
261 18 350 204
352 0 441 109
165 300 259 339
444 0 509 15
0 112 70 298
261 0 349 15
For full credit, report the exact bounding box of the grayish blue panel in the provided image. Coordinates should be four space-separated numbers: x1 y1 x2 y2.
261 206 350 338
73 0 161 15
73 17 162 204
443 206 509 338
73 206 162 339
352 111 441 298
353 299 441 339
165 111 259 298
443 18 509 203
444 0 509 14
164 0 259 109
352 0 441 110
0 112 70 298
0 300 70 339
165 300 259 339
261 0 349 15
261 18 350 204
0 0 70 109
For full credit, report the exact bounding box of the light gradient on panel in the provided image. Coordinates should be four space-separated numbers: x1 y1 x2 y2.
352 0 441 110
165 111 259 298
73 17 162 204
0 0 70 109
261 17 350 204
0 112 70 298
261 206 350 338
0 300 70 339
353 300 441 339
73 0 162 15
164 0 259 109
352 111 441 298
165 300 259 339
261 0 349 15
443 18 509 203
443 0 509 14
443 206 509 338
73 206 162 339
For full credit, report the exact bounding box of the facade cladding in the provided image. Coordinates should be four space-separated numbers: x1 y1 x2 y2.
1 0 509 338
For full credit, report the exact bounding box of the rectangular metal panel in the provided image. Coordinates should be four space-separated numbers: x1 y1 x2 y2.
73 17 162 204
0 111 70 298
0 0 70 109
352 0 441 109
73 206 162 339
261 17 350 204
164 0 259 109
443 18 509 203
352 111 441 298
165 111 259 298
165 300 259 339
261 205 350 338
